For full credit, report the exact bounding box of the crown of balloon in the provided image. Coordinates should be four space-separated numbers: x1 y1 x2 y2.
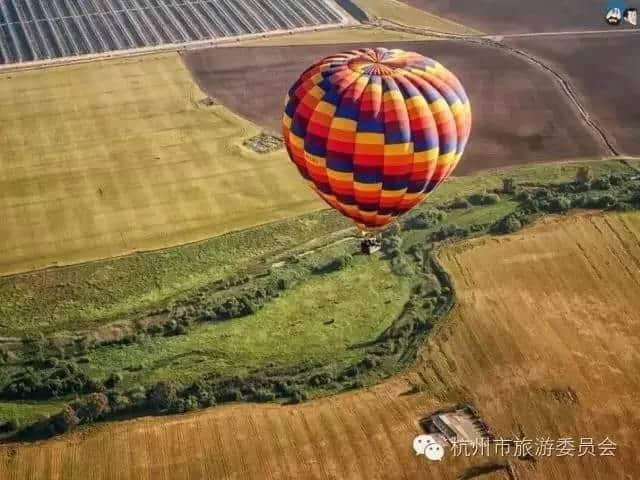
345 48 425 77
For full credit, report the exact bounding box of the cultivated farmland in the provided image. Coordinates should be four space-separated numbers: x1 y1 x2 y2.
183 40 607 174
399 0 638 34
3 211 640 479
0 0 349 66
0 52 321 276
508 33 640 157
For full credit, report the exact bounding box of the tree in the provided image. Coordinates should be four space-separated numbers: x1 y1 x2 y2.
146 381 181 412
491 215 522 234
547 196 571 213
52 405 80 433
502 178 515 194
77 393 110 421
575 166 592 184
104 372 123 389
450 196 471 209
591 176 611 190
381 234 403 257
468 192 500 206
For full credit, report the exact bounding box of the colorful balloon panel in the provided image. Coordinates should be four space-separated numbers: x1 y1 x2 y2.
282 47 471 231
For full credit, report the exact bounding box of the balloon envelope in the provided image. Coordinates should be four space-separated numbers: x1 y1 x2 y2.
282 47 471 231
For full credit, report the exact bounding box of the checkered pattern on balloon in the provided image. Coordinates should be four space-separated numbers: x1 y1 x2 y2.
283 47 472 232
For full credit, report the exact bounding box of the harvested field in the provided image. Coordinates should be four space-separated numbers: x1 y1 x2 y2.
399 0 637 34
3 211 640 479
0 52 320 277
351 0 481 34
508 34 640 157
183 40 607 174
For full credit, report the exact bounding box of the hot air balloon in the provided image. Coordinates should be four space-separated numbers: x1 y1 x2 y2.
282 47 471 246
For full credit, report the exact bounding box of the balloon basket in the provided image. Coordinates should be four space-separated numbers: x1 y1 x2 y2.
360 236 382 255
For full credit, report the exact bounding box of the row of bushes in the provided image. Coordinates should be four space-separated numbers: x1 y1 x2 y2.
0 360 121 400
450 192 500 210
403 209 447 230
13 243 457 439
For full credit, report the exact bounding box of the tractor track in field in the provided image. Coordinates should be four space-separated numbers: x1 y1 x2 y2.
374 19 621 157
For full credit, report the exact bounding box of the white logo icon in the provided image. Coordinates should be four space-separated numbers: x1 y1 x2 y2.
606 7 623 24
413 434 445 461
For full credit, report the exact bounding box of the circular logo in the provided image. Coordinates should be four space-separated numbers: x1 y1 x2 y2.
604 0 627 24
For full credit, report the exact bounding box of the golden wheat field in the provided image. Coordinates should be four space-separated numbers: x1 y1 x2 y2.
352 0 482 34
0 53 319 277
2 211 639 479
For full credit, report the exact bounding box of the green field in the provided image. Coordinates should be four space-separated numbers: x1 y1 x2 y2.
0 52 320 278
1 158 639 429
80 258 410 390
0 159 633 338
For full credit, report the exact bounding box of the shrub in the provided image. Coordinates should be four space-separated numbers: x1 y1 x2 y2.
288 389 307 404
217 388 243 402
381 234 403 257
404 209 446 230
491 214 522 235
533 188 551 199
609 174 623 186
308 372 332 387
407 244 424 265
76 393 110 421
591 176 611 190
430 225 469 241
0 419 18 433
360 355 379 369
515 190 532 202
51 405 80 434
391 255 413 276
104 372 123 389
42 357 60 369
468 192 500 206
146 381 181 412
184 396 200 412
276 277 290 290
318 254 354 273
546 196 571 213
450 196 471 209
1 364 98 400
423 273 442 296
109 394 131 412
575 166 592 184
582 194 617 209
571 195 587 208
253 389 276 402
145 324 163 335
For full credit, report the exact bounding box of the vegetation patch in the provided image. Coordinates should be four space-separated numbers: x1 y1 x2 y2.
242 133 283 154
1 159 640 439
